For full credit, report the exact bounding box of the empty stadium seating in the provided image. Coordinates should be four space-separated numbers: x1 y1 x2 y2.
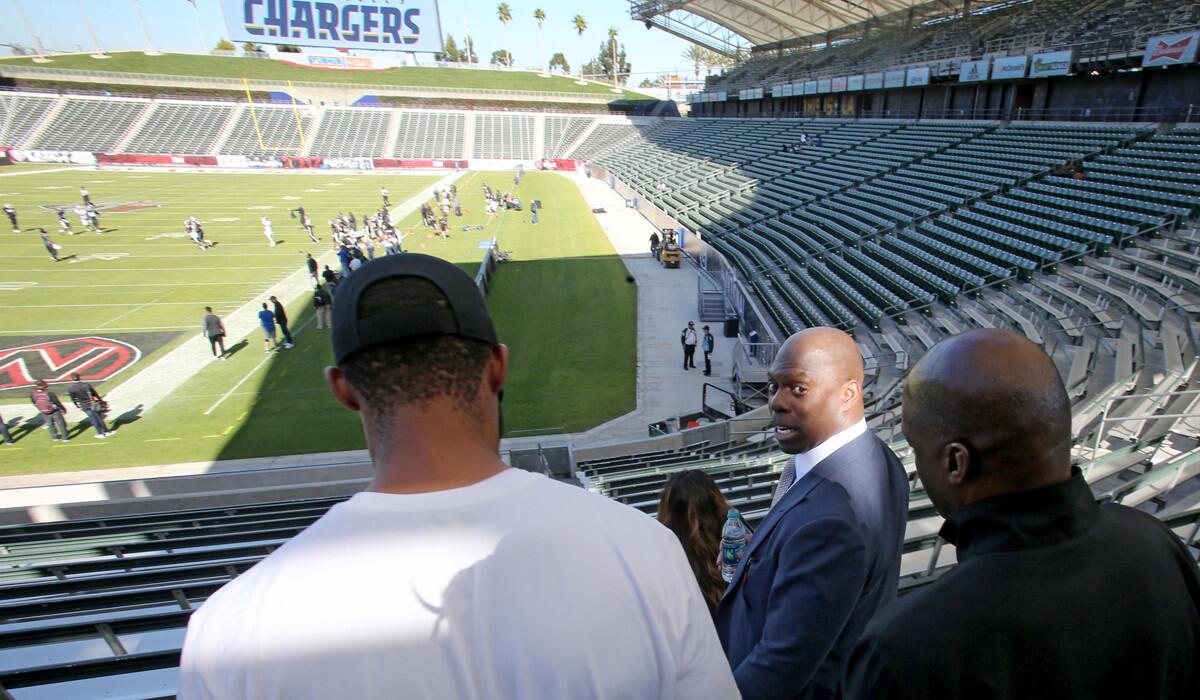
0 94 57 148
124 102 236 155
392 110 465 159
218 105 313 156
543 115 596 158
473 113 535 160
32 97 149 152
306 108 391 158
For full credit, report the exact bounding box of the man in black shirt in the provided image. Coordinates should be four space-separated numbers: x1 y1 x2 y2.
4 203 17 233
844 329 1200 700
67 373 111 438
305 253 319 283
270 296 294 349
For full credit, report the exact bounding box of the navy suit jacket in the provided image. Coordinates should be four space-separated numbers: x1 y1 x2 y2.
715 430 908 700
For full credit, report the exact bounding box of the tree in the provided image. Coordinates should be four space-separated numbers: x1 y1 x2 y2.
548 52 570 74
461 35 479 63
215 38 235 52
588 28 630 86
639 78 655 88
682 45 705 80
490 49 513 67
277 44 301 53
242 42 263 54
496 3 512 67
437 33 461 62
704 48 733 75
572 14 587 37
534 8 546 73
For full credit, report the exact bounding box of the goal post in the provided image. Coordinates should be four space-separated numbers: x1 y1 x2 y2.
241 78 306 153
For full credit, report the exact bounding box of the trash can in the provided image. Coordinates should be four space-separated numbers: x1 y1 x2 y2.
723 317 740 338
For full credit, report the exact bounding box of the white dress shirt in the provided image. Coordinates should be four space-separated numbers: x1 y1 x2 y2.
781 418 868 498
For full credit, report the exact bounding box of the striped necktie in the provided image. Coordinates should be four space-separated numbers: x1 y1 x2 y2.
770 458 797 509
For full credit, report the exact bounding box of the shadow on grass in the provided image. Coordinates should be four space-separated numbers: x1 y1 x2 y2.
213 254 639 462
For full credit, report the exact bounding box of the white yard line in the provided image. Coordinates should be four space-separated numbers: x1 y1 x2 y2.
203 315 317 416
0 166 88 177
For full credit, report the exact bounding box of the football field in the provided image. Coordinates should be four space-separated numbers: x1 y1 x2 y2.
0 168 636 474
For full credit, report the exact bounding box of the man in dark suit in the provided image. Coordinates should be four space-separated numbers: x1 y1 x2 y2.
845 329 1200 699
716 327 909 700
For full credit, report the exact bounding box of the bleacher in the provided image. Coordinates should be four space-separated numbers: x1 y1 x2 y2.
543 115 595 158
306 108 390 158
124 102 236 155
31 97 148 152
392 111 465 159
0 94 56 148
473 113 535 160
218 105 313 156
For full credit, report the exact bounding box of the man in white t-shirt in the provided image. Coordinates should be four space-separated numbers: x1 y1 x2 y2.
261 216 276 247
178 254 738 700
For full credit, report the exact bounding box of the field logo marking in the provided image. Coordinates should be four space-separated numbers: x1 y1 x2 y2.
0 336 142 389
67 252 130 264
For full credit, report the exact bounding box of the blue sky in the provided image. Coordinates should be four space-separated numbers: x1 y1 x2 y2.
1 1 706 80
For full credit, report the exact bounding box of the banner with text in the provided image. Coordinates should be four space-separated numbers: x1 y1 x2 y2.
884 70 906 89
222 0 443 52
1030 50 1073 78
905 66 930 87
959 59 989 82
864 72 884 90
991 55 1028 80
847 75 864 91
1142 31 1200 68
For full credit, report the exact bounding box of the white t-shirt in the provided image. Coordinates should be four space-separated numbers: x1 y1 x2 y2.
178 468 738 700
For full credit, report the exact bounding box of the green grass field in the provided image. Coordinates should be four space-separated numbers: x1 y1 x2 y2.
0 168 635 474
0 52 649 100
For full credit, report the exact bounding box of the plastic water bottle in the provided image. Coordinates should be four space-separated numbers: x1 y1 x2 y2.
721 508 748 582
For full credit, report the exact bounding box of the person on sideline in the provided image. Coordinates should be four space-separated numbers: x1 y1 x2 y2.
716 327 908 700
67 373 111 438
179 254 738 700
657 469 733 617
844 329 1200 700
313 284 333 330
702 325 716 376
681 321 698 370
29 380 69 442
270 296 294 349
203 307 227 360
258 303 278 353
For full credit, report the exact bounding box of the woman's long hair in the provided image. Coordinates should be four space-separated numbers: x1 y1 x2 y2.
656 470 731 608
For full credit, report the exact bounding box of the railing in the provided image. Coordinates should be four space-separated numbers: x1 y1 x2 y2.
728 106 1198 123
0 64 618 103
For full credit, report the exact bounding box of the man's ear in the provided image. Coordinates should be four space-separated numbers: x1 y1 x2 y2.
325 366 362 412
843 379 862 410
944 441 972 487
485 344 509 395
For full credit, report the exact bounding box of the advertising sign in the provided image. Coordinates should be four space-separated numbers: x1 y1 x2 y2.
296 55 375 69
958 59 989 82
991 55 1028 80
1029 50 1072 77
831 76 848 92
10 150 96 165
884 70 906 88
817 78 832 93
221 0 443 52
847 75 864 91
905 66 930 86
864 72 884 90
717 91 727 101
1142 31 1200 67
803 80 818 95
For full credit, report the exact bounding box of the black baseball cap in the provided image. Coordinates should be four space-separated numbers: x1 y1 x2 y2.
331 254 499 364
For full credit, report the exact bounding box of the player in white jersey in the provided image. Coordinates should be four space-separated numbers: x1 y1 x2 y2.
262 216 276 247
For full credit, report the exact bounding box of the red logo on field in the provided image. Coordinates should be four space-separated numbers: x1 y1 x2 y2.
0 337 141 389
1150 36 1195 62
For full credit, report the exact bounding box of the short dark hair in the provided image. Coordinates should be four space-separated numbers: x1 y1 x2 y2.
339 277 493 418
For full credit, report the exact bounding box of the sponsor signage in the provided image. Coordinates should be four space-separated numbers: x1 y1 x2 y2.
884 70 906 88
1030 50 1073 77
1142 30 1200 67
831 76 848 92
790 81 803 95
10 150 96 165
221 0 443 52
817 78 832 93
299 55 374 69
905 66 930 86
864 72 884 89
803 80 818 95
717 91 728 101
959 59 989 82
991 55 1028 80
847 74 864 91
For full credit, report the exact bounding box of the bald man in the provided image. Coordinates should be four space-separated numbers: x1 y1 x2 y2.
716 327 908 700
845 329 1200 699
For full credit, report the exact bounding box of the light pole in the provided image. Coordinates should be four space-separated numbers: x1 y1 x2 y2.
133 0 160 55
12 0 51 62
74 0 109 58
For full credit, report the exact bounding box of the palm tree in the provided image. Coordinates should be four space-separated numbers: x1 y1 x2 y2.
534 8 546 74
608 26 619 88
682 45 705 80
573 13 588 83
496 3 513 67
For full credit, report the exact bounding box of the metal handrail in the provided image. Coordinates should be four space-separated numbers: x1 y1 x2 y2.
0 64 620 103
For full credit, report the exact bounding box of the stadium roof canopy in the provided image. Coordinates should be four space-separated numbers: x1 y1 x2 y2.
629 0 962 56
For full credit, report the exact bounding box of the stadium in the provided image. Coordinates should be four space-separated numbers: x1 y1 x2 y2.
0 0 1198 696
